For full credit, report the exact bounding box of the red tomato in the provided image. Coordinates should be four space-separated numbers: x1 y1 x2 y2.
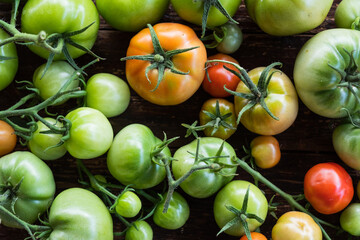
0 120 17 156
240 232 267 240
202 53 241 97
304 162 354 214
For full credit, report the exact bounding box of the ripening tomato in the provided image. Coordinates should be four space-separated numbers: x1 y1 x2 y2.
240 232 267 240
0 120 17 156
250 135 281 169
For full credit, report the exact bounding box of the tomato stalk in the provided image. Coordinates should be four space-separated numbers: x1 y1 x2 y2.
351 17 360 30
234 158 340 240
121 24 199 92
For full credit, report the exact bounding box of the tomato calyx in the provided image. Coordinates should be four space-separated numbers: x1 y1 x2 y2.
351 17 360 30
151 133 179 166
121 24 199 92
217 186 264 240
0 178 23 212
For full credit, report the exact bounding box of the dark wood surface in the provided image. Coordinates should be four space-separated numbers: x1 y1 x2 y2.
1 1 359 239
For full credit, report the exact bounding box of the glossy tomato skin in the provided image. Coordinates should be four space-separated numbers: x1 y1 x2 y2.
335 0 360 28
272 211 322 240
33 61 79 105
172 137 237 198
245 0 333 36
340 203 360 236
216 22 243 54
304 162 354 214
240 232 267 240
333 123 360 170
0 120 17 156
199 98 237 139
213 180 268 237
0 28 18 91
115 191 142 218
96 0 169 32
85 73 130 118
202 53 240 98
125 23 207 105
250 135 281 169
235 67 298 135
107 124 170 189
21 0 99 60
294 29 360 118
27 118 67 160
48 188 113 240
171 0 241 28
65 107 114 159
0 151 55 228
153 191 190 230
125 220 153 240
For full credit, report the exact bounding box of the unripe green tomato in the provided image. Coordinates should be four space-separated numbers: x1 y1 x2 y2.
115 191 142 218
125 220 153 240
340 203 360 237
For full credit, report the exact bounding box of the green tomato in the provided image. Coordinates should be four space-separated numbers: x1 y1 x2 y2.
86 73 130 118
96 0 169 32
0 28 18 91
125 220 153 240
171 0 241 28
213 180 268 237
245 0 333 36
27 118 67 160
335 0 360 29
33 61 79 105
215 22 243 54
340 203 360 237
153 191 190 230
21 0 99 60
65 107 114 159
294 29 360 118
47 188 113 239
0 151 55 228
115 191 142 218
172 137 237 198
107 124 169 189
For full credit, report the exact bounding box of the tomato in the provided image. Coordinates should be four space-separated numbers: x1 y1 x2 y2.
96 0 169 32
172 137 237 198
304 162 354 215
199 98 237 140
125 220 153 240
202 53 241 98
0 28 18 91
115 191 142 218
153 191 190 230
0 120 17 156
294 29 360 118
47 188 113 239
215 22 243 54
213 180 268 237
85 73 130 118
250 135 281 169
123 23 207 105
340 203 360 237
33 61 79 105
21 0 99 60
64 107 114 159
233 65 298 135
335 0 360 29
333 120 360 170
245 0 333 36
27 118 67 160
240 232 267 240
272 211 322 240
0 151 55 228
107 124 170 189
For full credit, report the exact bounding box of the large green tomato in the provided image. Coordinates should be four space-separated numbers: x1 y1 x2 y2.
96 0 169 32
335 0 360 29
21 0 99 60
340 203 360 236
33 61 79 105
0 151 55 228
107 124 170 189
172 137 237 198
294 29 360 118
47 188 113 239
0 28 18 91
245 0 333 36
65 107 114 159
171 0 241 28
213 180 268 237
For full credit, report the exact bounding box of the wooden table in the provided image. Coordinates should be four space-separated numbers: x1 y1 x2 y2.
1 1 358 239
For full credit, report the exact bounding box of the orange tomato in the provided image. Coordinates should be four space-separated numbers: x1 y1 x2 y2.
250 135 281 169
240 232 267 240
0 120 17 156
